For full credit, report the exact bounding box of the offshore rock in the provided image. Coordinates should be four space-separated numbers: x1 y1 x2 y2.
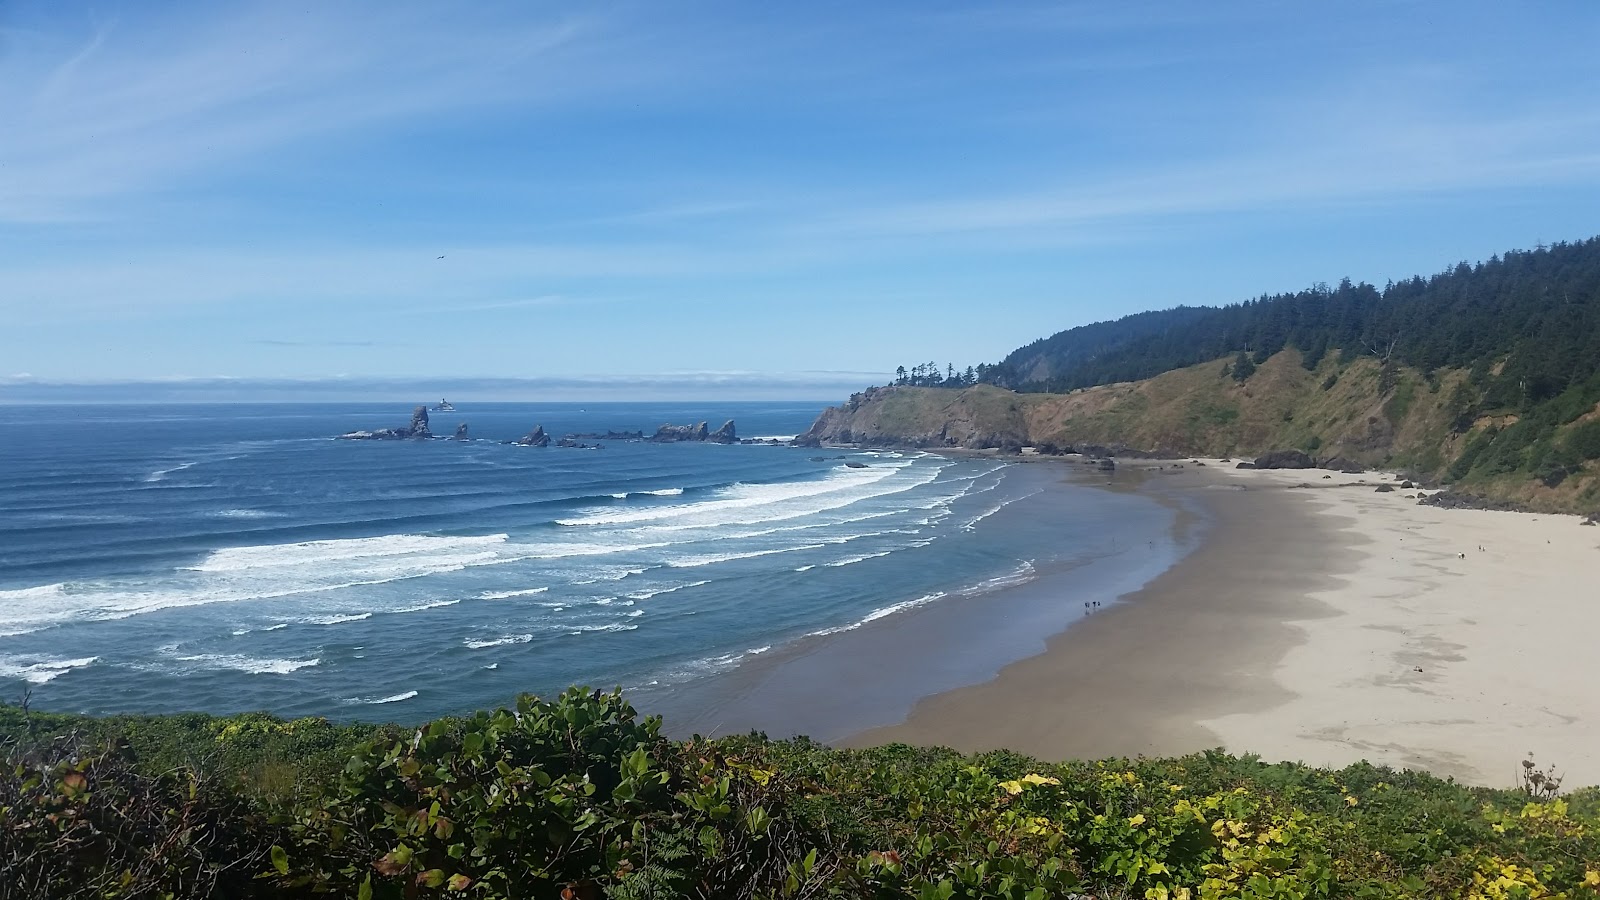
708 420 737 444
650 422 710 443
564 431 646 441
453 423 470 441
514 425 551 447
408 406 432 437
337 404 434 440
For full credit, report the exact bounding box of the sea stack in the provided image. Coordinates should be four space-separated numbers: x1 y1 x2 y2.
514 425 551 447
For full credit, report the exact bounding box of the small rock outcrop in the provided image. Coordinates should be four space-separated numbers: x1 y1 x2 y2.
556 437 601 449
651 421 709 442
1418 491 1528 512
453 423 470 441
565 431 646 441
514 425 551 447
1253 449 1317 470
1374 484 1395 493
649 421 738 443
338 405 434 440
1318 457 1364 474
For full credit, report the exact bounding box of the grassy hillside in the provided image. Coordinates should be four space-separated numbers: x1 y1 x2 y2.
5 690 1599 899
802 348 1600 513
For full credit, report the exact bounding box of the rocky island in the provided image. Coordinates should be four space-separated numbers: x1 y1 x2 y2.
337 405 434 440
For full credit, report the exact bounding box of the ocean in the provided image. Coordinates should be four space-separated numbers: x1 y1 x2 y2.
0 402 1186 729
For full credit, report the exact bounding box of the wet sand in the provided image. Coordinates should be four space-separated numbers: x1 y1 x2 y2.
849 464 1353 759
641 462 1193 743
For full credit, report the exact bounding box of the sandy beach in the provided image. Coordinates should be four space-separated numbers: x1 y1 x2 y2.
855 460 1600 788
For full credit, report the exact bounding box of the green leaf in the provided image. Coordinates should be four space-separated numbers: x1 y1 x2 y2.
357 875 373 900
270 845 289 876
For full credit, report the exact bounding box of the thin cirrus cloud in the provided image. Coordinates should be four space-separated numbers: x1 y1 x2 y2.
3 1 1600 393
0 3 624 222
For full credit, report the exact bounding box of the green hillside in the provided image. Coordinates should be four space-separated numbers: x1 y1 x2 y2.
6 691 1599 899
814 239 1600 512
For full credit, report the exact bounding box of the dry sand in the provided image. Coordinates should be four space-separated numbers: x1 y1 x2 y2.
1201 464 1600 787
855 461 1600 788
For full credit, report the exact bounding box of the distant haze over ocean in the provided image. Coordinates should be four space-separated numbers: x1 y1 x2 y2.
0 374 886 404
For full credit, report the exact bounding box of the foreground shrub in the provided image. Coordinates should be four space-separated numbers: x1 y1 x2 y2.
4 692 1600 899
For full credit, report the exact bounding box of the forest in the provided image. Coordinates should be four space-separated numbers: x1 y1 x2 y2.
969 238 1600 491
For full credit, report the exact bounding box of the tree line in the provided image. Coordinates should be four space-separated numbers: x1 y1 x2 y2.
892 361 994 388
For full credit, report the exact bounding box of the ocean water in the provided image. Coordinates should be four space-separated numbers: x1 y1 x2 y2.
0 402 1181 723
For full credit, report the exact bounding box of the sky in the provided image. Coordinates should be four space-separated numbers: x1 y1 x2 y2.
3 1 1599 400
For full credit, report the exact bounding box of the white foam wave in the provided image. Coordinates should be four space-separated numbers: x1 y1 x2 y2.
807 560 1038 638
565 622 638 634
665 543 826 568
745 434 796 441
464 634 532 649
962 489 1042 532
624 580 709 600
211 508 286 519
479 587 549 600
394 599 462 613
189 533 509 573
144 461 197 482
825 549 894 567
556 463 919 528
301 613 371 625
369 690 417 704
175 654 320 675
609 487 684 500
0 533 516 635
0 655 97 684
793 565 815 572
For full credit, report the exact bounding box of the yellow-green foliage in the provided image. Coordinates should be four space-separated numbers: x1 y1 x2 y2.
5 692 1600 899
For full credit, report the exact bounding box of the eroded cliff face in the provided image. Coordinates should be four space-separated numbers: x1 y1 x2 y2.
802 350 1600 512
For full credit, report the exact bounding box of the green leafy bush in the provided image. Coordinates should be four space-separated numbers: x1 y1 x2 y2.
5 692 1600 899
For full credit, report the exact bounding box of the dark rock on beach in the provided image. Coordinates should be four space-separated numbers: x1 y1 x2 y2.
1253 449 1316 470
1374 484 1395 493
1418 491 1528 512
1318 456 1365 474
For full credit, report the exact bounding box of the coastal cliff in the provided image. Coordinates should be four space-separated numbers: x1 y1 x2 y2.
801 349 1600 512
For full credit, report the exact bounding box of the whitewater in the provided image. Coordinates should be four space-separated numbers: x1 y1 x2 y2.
0 402 1180 721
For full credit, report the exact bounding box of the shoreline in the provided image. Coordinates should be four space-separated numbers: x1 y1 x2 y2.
847 460 1355 760
639 461 1195 743
852 458 1600 787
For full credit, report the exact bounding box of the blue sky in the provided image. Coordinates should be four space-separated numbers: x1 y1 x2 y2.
3 1 1599 399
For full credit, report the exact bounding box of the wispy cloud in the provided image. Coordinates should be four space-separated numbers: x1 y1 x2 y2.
0 3 626 222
